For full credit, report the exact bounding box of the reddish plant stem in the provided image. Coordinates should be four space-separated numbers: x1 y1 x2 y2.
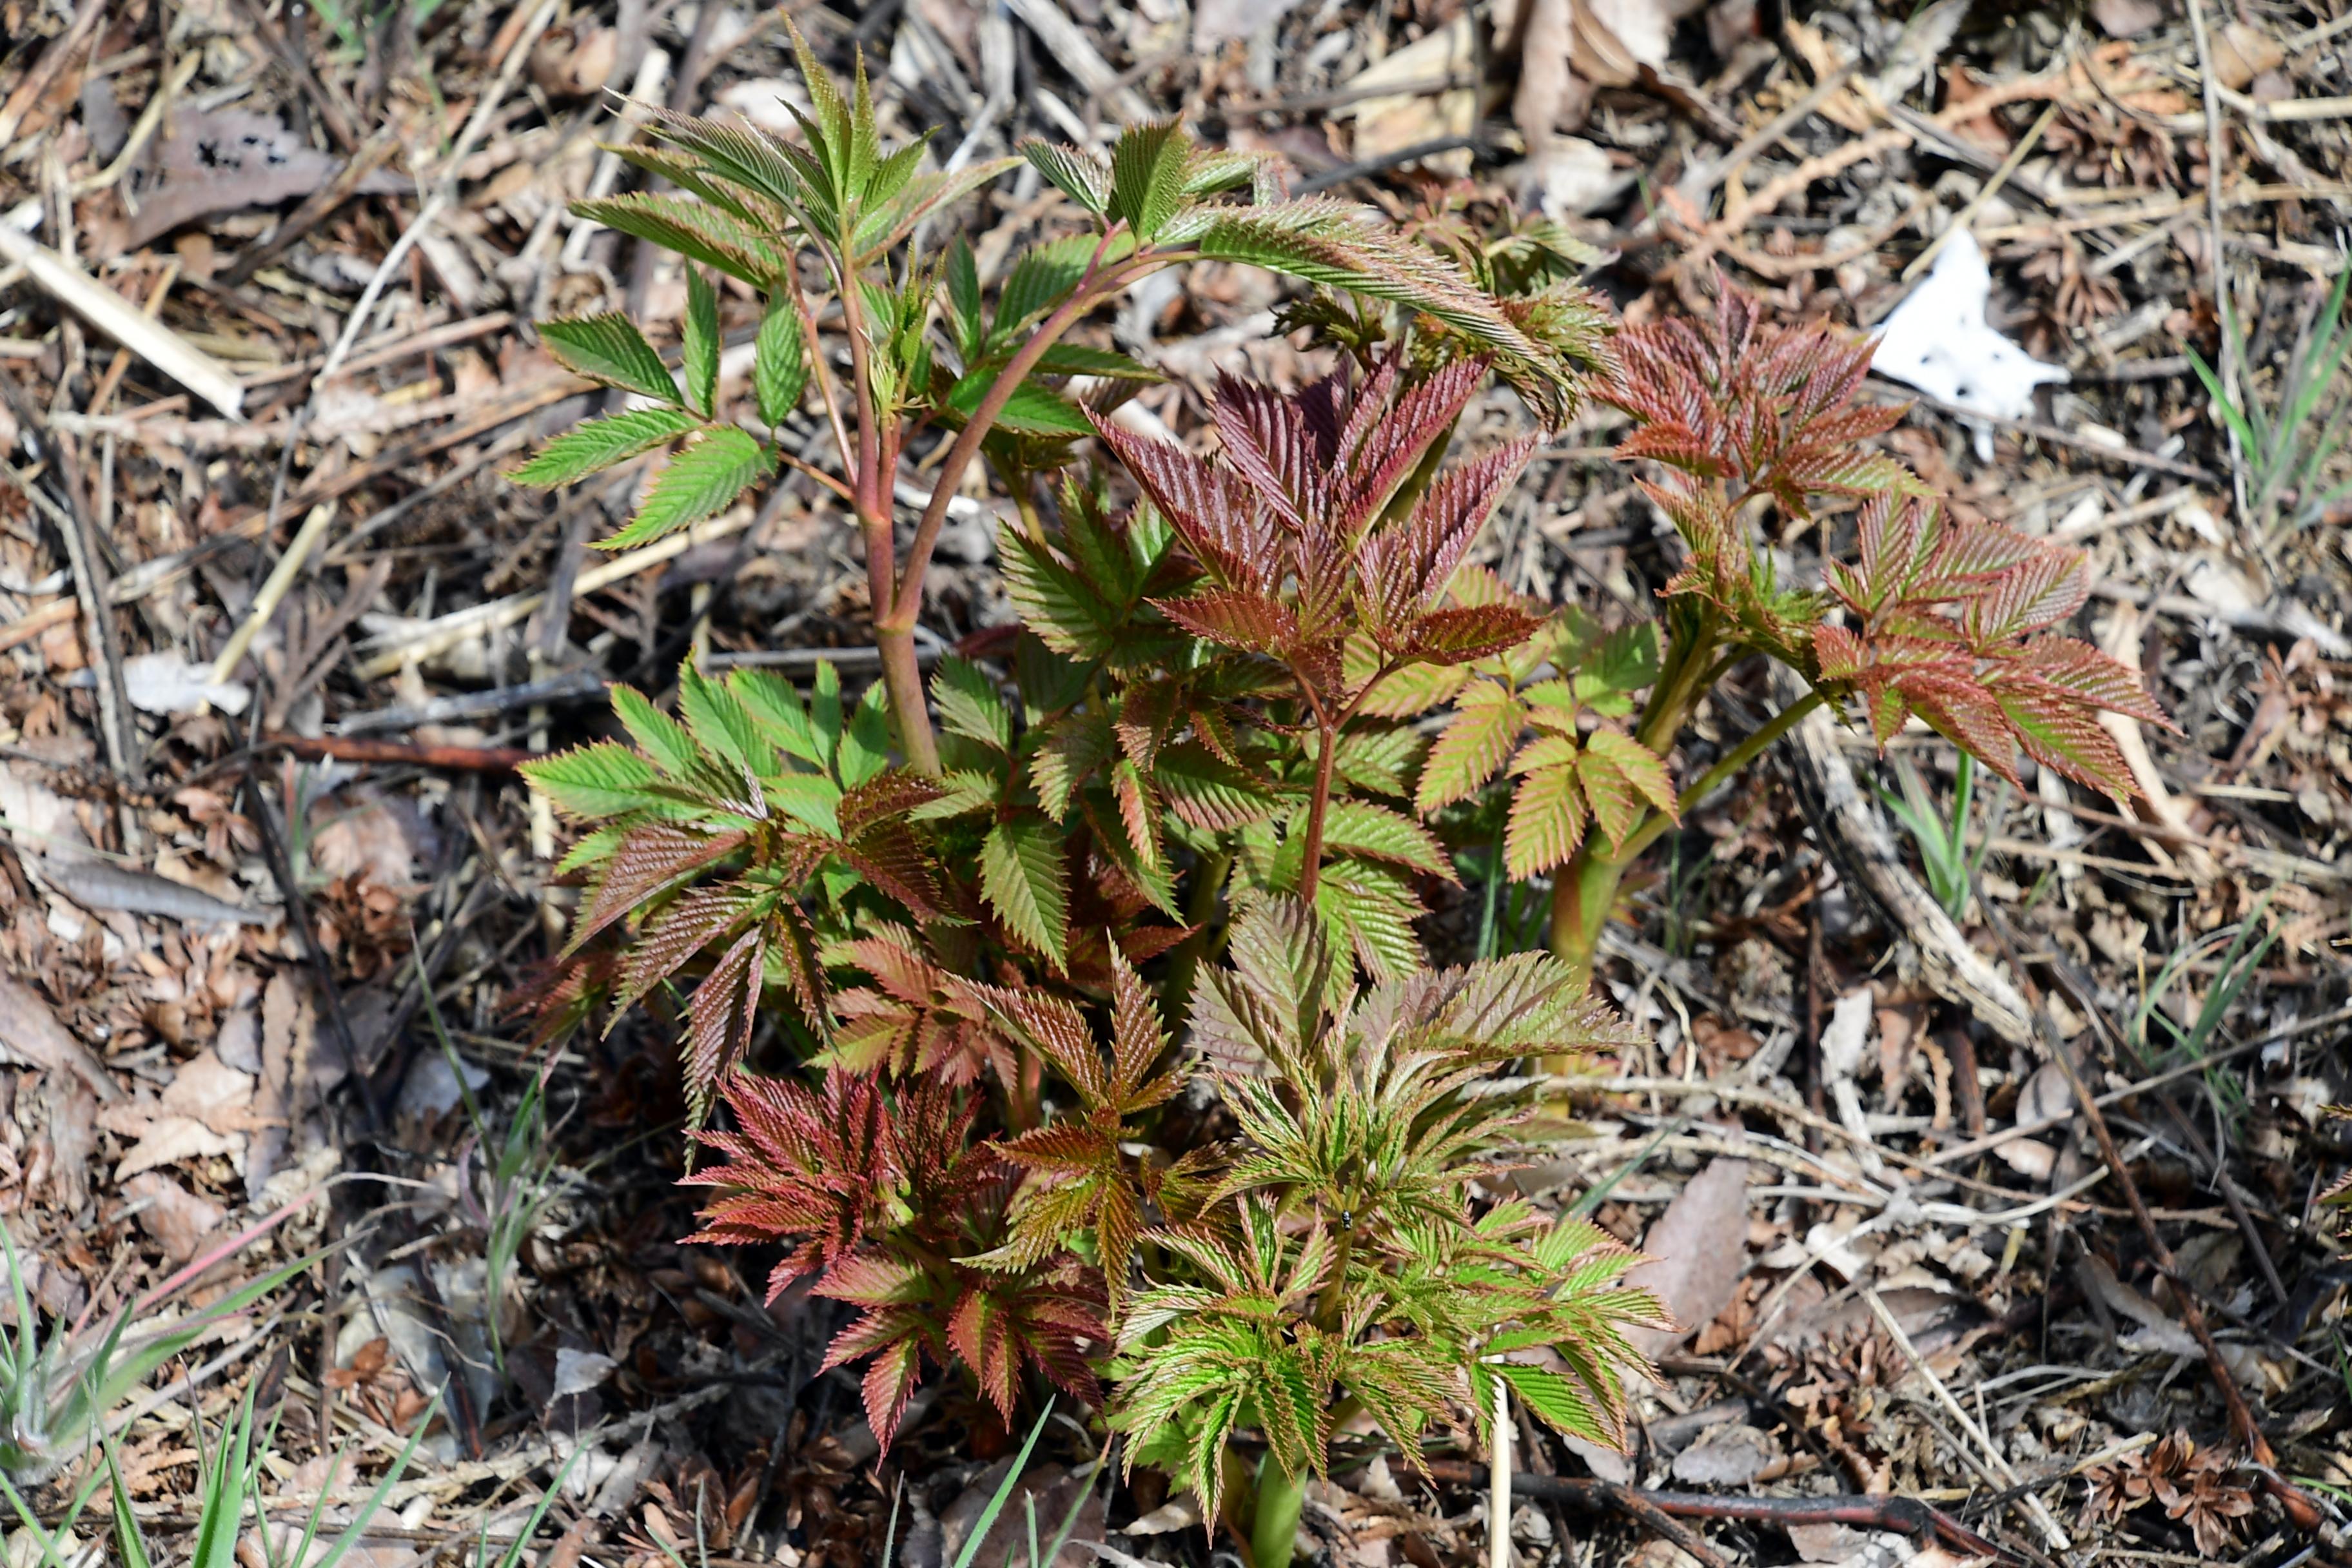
1972 874 2324 1536
883 230 1128 641
1296 719 1338 905
1295 663 1396 905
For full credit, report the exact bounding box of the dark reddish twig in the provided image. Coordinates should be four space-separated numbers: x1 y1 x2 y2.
1420 1462 2014 1564
265 733 534 772
1971 870 2326 1535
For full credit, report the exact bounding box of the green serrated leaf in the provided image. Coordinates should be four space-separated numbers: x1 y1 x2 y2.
982 816 1069 968
1416 685 1525 815
1317 800 1456 879
1496 1363 1611 1446
1578 730 1673 850
1020 141 1110 217
569 192 787 288
753 297 808 429
1032 343 1162 381
768 773 842 836
908 768 999 819
520 741 662 818
599 428 773 551
946 238 983 360
838 681 893 787
509 407 699 488
932 655 1012 752
611 685 700 778
1582 621 1661 695
1315 858 1422 981
554 822 632 876
995 234 1101 343
678 661 773 778
999 524 1121 658
683 269 720 415
727 667 823 765
540 313 680 404
1108 121 1189 242
1030 712 1109 821
1505 762 1586 879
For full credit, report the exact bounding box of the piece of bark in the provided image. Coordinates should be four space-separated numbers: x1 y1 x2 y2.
1769 666 2034 1045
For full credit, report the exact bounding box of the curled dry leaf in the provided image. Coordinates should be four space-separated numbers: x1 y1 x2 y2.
1345 15 1484 168
99 1099 240 1180
1670 1422 1781 1485
1512 0 1709 144
1996 1059 2074 1179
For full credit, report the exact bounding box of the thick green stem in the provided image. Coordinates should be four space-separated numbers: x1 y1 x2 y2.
1634 613 1718 754
1547 615 1719 992
1547 845 1631 993
1252 1456 1309 1568
1547 685 1828 987
870 565 939 773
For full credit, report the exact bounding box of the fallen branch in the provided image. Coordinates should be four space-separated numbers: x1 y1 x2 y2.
264 734 534 772
0 224 245 418
337 670 607 736
1769 666 2036 1044
354 506 758 679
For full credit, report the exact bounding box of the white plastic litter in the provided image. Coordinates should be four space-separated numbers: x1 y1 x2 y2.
122 652 250 715
1871 228 2068 461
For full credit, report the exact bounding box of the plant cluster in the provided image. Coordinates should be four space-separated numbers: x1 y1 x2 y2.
508 30 2167 1562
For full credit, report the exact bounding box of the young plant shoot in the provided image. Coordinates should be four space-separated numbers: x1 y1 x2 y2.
510 31 2165 1562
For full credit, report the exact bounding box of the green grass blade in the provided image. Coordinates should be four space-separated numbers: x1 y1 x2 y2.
2185 346 2262 456
488 1446 586 1568
2282 266 2352 444
1569 1119 1686 1219
1032 1434 1115 1568
0 1450 110 1568
950 1402 1054 1568
106 1436 153 1568
306 1394 445 1568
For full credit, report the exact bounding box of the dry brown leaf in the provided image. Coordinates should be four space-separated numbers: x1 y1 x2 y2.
1670 1422 1779 1484
0 974 121 1101
1195 0 1311 45
308 794 429 890
122 1170 228 1264
2210 22 2284 92
99 1101 240 1179
1626 1157 1752 1355
1996 1060 2074 1179
2091 0 2164 39
161 1048 259 1137
38 1075 101 1211
112 109 409 250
